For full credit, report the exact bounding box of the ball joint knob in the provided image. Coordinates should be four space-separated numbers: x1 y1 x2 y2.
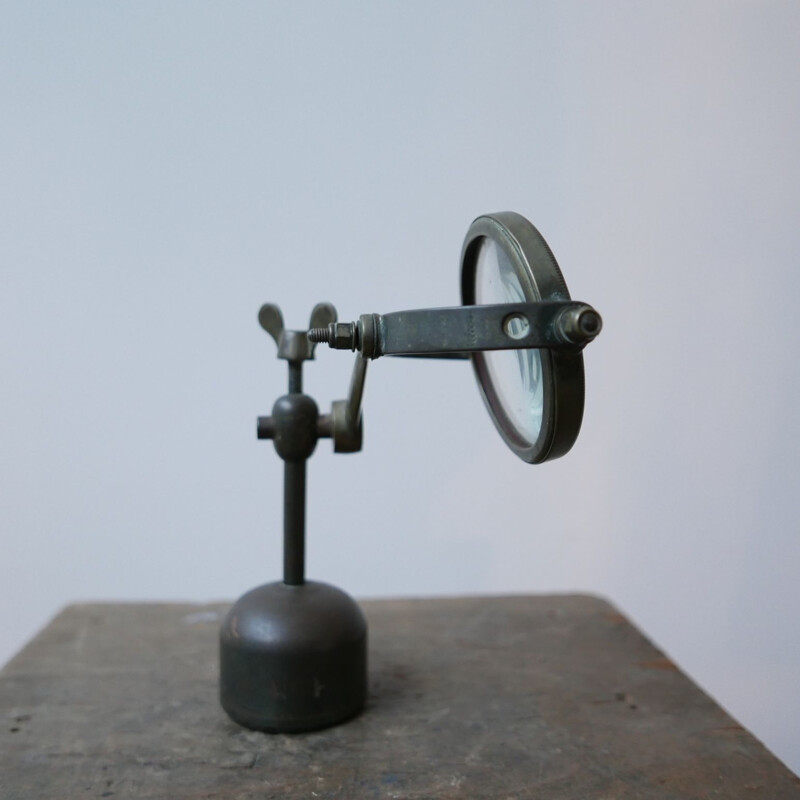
261 394 320 462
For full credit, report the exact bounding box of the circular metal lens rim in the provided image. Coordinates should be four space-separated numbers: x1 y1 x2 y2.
460 212 585 464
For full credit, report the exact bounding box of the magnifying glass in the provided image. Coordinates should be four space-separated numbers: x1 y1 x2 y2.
310 211 601 463
221 211 602 735
461 212 590 463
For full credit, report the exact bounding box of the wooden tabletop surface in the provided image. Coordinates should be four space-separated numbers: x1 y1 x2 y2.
1 594 797 798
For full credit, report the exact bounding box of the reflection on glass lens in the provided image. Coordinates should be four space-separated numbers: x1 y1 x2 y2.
475 238 543 444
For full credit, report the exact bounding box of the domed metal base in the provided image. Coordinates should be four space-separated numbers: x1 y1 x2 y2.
219 581 367 733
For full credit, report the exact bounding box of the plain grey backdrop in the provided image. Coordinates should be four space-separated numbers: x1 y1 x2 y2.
2 0 799 773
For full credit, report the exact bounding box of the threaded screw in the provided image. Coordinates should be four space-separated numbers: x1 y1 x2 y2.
308 327 330 343
307 322 359 350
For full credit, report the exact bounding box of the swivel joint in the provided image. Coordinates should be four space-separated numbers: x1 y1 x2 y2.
258 394 319 462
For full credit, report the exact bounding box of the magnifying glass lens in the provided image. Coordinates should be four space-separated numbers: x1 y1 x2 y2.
474 238 544 444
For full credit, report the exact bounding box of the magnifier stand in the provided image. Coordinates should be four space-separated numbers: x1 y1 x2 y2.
219 303 368 733
219 212 603 733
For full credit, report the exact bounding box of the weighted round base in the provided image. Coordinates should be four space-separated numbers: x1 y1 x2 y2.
219 581 367 733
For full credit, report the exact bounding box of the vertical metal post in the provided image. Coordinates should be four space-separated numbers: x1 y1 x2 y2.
284 357 305 586
283 459 306 585
288 361 303 394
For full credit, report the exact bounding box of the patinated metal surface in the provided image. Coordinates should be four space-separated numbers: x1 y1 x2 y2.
307 301 601 356
1 595 798 798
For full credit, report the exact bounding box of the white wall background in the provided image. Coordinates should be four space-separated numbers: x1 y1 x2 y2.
2 0 799 774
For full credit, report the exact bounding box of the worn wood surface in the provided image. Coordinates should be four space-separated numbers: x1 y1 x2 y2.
1 595 797 799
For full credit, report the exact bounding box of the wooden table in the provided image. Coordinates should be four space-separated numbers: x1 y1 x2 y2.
1 595 797 798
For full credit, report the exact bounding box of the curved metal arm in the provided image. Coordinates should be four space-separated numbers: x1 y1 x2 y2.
346 355 368 427
314 355 368 454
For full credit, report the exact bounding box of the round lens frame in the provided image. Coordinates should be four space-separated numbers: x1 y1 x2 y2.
460 212 585 464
